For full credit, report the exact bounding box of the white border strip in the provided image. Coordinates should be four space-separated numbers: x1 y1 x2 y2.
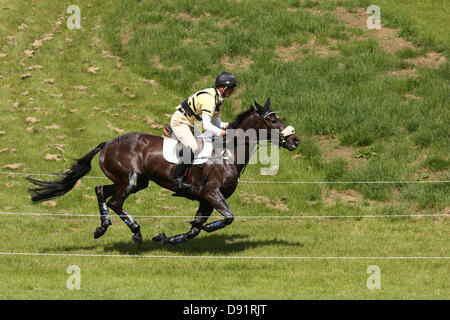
0 252 448 260
0 211 448 219
1 171 448 184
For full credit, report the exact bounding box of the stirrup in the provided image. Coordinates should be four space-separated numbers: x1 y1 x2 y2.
173 177 192 190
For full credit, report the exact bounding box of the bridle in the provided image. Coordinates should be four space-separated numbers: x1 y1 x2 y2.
256 110 295 147
217 109 296 178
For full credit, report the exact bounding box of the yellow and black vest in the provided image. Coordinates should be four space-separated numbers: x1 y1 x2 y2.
177 88 223 123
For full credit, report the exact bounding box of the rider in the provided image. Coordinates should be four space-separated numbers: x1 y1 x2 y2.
170 72 238 191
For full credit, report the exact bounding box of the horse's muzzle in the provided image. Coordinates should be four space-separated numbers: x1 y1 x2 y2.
283 134 300 151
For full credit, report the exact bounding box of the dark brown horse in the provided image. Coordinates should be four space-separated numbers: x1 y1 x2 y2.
27 98 300 246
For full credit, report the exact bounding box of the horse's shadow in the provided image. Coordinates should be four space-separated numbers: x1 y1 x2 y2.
103 233 303 255
41 233 303 255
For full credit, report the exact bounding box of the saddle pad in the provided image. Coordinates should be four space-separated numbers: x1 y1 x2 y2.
162 133 213 165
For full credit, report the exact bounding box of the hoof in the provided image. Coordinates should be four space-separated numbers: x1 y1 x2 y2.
152 233 166 242
94 226 107 239
132 233 142 247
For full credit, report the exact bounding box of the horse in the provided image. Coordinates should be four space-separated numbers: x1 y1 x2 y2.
27 98 300 246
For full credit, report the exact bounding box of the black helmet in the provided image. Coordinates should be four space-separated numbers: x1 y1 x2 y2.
215 72 238 88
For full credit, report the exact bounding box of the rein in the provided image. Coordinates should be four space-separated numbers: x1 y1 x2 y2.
204 108 295 181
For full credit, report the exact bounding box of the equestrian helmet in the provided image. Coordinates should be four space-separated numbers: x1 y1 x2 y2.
215 72 238 88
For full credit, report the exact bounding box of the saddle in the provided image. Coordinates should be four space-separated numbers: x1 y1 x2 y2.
161 124 212 165
162 124 173 138
163 124 205 154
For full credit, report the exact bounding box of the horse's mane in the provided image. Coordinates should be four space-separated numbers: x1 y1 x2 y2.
229 106 255 129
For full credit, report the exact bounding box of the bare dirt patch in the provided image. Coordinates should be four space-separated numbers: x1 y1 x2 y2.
322 187 408 209
322 188 373 207
181 38 195 45
404 93 423 101
151 55 182 71
275 37 339 62
408 153 449 181
304 37 340 56
143 22 158 30
216 19 233 28
316 135 363 169
387 68 419 78
176 12 212 22
413 167 448 182
177 12 192 20
240 192 290 211
408 152 427 168
142 79 158 86
407 51 448 69
275 42 304 62
220 55 253 71
303 8 325 16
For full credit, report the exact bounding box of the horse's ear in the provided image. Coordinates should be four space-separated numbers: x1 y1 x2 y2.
264 97 271 108
254 100 261 110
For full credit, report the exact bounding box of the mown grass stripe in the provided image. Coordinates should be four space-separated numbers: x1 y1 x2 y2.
0 252 448 260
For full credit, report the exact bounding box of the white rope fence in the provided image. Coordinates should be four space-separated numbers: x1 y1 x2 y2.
0 211 447 219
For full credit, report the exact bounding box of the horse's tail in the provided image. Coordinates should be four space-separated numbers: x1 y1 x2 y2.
27 142 107 202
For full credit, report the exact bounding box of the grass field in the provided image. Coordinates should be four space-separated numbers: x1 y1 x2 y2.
0 0 448 299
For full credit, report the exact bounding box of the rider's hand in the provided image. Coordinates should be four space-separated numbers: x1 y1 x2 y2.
224 129 236 137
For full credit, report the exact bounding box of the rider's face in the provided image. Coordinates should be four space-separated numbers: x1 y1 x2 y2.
223 86 234 98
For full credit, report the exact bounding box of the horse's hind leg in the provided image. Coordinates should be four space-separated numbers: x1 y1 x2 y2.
93 184 115 239
107 176 145 247
153 200 213 245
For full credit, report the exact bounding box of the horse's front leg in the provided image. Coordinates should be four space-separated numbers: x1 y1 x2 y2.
152 200 213 245
200 188 234 233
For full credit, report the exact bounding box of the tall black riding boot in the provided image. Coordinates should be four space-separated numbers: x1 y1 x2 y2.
172 163 192 190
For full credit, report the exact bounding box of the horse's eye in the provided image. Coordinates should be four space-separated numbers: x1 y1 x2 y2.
271 118 277 124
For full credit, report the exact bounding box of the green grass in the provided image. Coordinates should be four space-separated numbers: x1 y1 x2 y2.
0 0 448 299
0 215 448 299
424 156 450 172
